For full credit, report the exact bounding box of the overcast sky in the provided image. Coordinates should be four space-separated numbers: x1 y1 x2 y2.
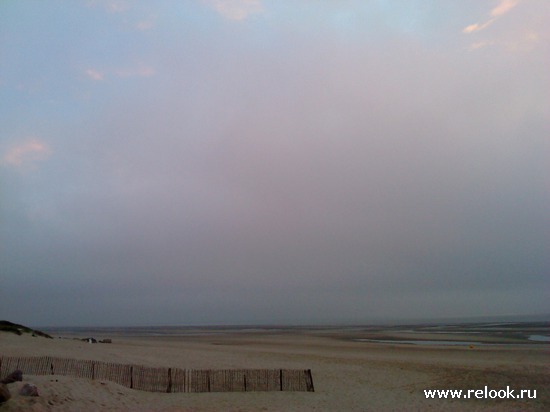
1 0 548 327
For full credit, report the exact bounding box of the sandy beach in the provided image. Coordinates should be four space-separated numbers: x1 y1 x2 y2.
1 325 548 411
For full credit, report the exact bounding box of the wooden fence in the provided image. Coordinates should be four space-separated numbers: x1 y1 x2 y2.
0 356 314 393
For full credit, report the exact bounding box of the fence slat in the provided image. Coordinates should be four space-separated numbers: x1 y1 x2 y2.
281 369 307 391
244 369 280 392
0 357 19 380
170 368 186 393
51 358 94 379
94 361 132 388
188 369 210 393
17 356 53 376
132 365 170 393
210 369 246 392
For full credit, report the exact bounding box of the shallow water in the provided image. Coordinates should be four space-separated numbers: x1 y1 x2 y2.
356 339 481 346
528 334 550 342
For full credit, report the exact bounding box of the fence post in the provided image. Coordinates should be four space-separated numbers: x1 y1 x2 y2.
167 368 172 393
130 366 133 389
306 369 314 392
279 369 283 391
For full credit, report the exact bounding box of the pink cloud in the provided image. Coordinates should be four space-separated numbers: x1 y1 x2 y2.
85 69 104 81
491 0 519 17
86 0 129 13
463 19 495 34
115 66 155 78
205 0 263 21
85 65 155 80
463 0 519 34
136 20 154 31
1 138 52 168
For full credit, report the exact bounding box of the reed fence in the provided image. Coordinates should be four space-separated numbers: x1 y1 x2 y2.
0 356 314 393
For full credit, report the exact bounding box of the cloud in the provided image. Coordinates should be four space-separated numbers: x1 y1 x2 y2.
468 40 495 50
501 30 540 52
463 19 495 34
524 31 539 42
107 1 128 13
85 69 104 81
86 0 129 13
206 0 263 21
136 20 154 31
1 138 52 169
463 0 543 52
115 66 155 78
491 0 519 17
463 0 519 34
85 66 155 80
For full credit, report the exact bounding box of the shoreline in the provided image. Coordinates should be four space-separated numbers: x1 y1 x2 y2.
38 320 550 343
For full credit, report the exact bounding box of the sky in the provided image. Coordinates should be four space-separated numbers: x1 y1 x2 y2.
1 0 549 327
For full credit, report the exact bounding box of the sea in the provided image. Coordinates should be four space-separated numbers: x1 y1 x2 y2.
39 320 550 346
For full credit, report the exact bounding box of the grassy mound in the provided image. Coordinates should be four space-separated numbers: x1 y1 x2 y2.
0 320 52 338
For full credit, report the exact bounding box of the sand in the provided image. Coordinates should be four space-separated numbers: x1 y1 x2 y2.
1 328 548 411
